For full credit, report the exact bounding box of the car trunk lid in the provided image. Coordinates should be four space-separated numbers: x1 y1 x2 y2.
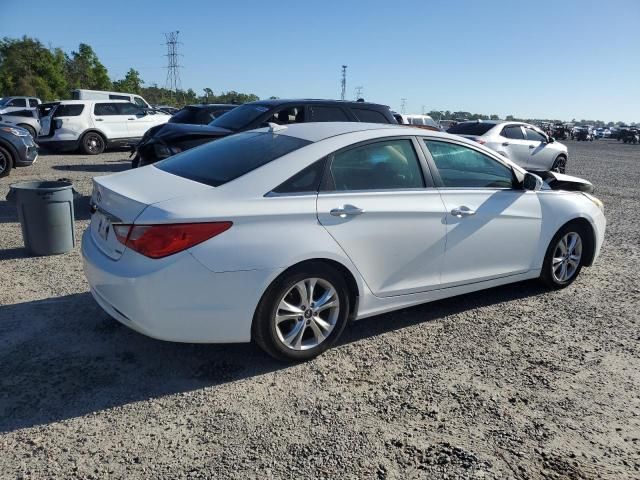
89 166 213 260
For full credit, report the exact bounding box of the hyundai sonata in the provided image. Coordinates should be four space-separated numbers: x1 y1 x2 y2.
82 123 605 361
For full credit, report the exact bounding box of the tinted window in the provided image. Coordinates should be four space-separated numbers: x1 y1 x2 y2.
501 125 525 140
272 159 327 194
157 132 311 187
54 104 85 117
211 104 271 131
447 122 495 135
8 109 35 118
29 99 39 107
311 106 350 122
109 94 130 101
326 139 424 191
423 140 513 188
266 106 305 125
116 103 143 115
170 107 201 124
133 97 146 107
94 103 120 116
7 98 27 107
352 108 388 123
525 128 546 142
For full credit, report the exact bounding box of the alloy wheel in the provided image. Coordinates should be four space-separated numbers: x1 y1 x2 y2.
552 232 582 282
273 277 340 351
553 157 567 174
0 151 6 174
86 135 104 154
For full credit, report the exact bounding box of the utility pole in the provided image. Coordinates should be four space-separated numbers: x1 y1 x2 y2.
164 31 183 104
400 98 407 114
422 105 426 115
354 86 364 101
340 65 347 101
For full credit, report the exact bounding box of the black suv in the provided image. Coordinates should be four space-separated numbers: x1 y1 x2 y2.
168 104 237 125
132 99 397 167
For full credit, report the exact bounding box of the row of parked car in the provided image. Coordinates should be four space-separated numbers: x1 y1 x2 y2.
0 90 576 178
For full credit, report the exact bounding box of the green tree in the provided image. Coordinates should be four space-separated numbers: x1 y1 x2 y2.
490 114 500 120
66 43 111 90
113 68 143 94
0 36 67 99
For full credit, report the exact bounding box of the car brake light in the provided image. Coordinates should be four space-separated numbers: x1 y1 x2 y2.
113 222 232 258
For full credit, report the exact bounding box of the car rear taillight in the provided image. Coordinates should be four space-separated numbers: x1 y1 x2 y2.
113 222 232 259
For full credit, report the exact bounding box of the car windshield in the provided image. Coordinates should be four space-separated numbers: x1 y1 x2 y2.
170 107 201 124
209 104 270 131
0 98 9 106
447 123 495 135
156 131 311 187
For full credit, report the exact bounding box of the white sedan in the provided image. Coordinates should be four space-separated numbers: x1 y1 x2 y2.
82 123 606 361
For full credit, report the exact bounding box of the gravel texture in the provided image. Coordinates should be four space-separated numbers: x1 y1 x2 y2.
0 140 638 479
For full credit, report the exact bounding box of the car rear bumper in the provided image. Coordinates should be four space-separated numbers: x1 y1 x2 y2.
81 229 277 343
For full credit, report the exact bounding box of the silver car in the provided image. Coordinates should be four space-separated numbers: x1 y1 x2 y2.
447 120 568 173
0 109 40 139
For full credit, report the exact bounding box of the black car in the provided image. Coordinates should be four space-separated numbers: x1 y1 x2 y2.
0 123 38 177
168 104 237 125
132 99 397 167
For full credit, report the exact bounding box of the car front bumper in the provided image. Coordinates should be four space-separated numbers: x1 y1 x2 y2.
81 229 278 343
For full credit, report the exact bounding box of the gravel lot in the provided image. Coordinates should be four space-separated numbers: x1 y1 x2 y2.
0 140 638 479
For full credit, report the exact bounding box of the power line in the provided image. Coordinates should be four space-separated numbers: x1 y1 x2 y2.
164 31 183 103
340 65 347 101
400 98 407 114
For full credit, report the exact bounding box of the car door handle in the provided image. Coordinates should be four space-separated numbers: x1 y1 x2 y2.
450 207 476 218
502 142 510 146
95 118 103 121
330 205 365 217
128 118 135 120
529 145 535 149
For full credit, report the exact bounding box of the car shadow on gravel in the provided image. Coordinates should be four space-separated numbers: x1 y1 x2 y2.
0 281 547 433
53 162 131 173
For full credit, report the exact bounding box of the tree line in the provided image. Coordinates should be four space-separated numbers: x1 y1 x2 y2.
0 36 259 106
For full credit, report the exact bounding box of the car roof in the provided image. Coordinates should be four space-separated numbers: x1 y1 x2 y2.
56 99 130 104
248 98 391 109
184 104 236 109
257 122 448 143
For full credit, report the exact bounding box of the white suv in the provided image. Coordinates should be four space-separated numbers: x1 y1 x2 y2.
38 100 171 154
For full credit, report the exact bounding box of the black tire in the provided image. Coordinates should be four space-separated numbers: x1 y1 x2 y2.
551 155 567 174
0 145 13 178
252 262 351 362
131 154 140 169
539 222 588 289
81 132 106 155
17 124 37 140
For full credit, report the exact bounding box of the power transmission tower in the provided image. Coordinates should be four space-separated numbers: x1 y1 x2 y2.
164 31 183 104
340 65 347 101
354 86 364 101
400 98 407 114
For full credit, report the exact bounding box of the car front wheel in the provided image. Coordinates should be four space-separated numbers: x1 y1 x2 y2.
81 132 106 155
539 224 587 289
253 263 350 362
0 145 13 177
551 155 567 174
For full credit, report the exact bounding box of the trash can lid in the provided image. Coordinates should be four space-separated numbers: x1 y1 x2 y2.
9 180 73 191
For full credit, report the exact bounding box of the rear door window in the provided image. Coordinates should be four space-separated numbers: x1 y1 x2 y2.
310 106 350 122
7 98 27 107
447 122 495 135
156 132 311 187
94 103 121 116
352 108 389 124
54 104 85 117
501 125 525 139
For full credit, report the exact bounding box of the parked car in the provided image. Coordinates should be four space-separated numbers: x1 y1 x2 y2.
71 89 152 109
37 100 171 154
575 127 594 141
447 120 569 173
0 123 38 177
397 114 441 131
438 119 458 131
621 128 639 144
0 109 41 139
168 104 237 125
153 105 180 115
0 96 41 115
132 99 398 167
82 122 605 361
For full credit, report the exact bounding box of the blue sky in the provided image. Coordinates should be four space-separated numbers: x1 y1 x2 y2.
2 0 639 122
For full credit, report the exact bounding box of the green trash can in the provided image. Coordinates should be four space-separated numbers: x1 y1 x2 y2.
9 180 76 256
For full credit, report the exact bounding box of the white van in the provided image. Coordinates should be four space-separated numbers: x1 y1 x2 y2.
71 89 151 109
38 100 171 154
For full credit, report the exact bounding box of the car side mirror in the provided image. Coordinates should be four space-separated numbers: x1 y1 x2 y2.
523 172 543 191
548 136 555 143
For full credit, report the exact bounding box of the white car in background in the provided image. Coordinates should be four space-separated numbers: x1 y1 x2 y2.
448 120 569 173
0 96 41 114
82 122 605 361
38 100 171 154
0 109 41 139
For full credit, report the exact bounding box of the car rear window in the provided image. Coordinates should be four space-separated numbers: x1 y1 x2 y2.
210 104 270 131
447 123 495 135
54 104 85 117
352 108 390 124
169 107 201 124
156 132 312 187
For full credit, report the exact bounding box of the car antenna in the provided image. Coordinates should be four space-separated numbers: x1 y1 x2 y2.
267 122 287 133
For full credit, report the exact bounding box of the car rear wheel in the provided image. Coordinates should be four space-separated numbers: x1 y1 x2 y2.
253 263 350 361
551 155 567 174
18 124 37 139
81 132 105 155
0 145 13 177
539 224 586 289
